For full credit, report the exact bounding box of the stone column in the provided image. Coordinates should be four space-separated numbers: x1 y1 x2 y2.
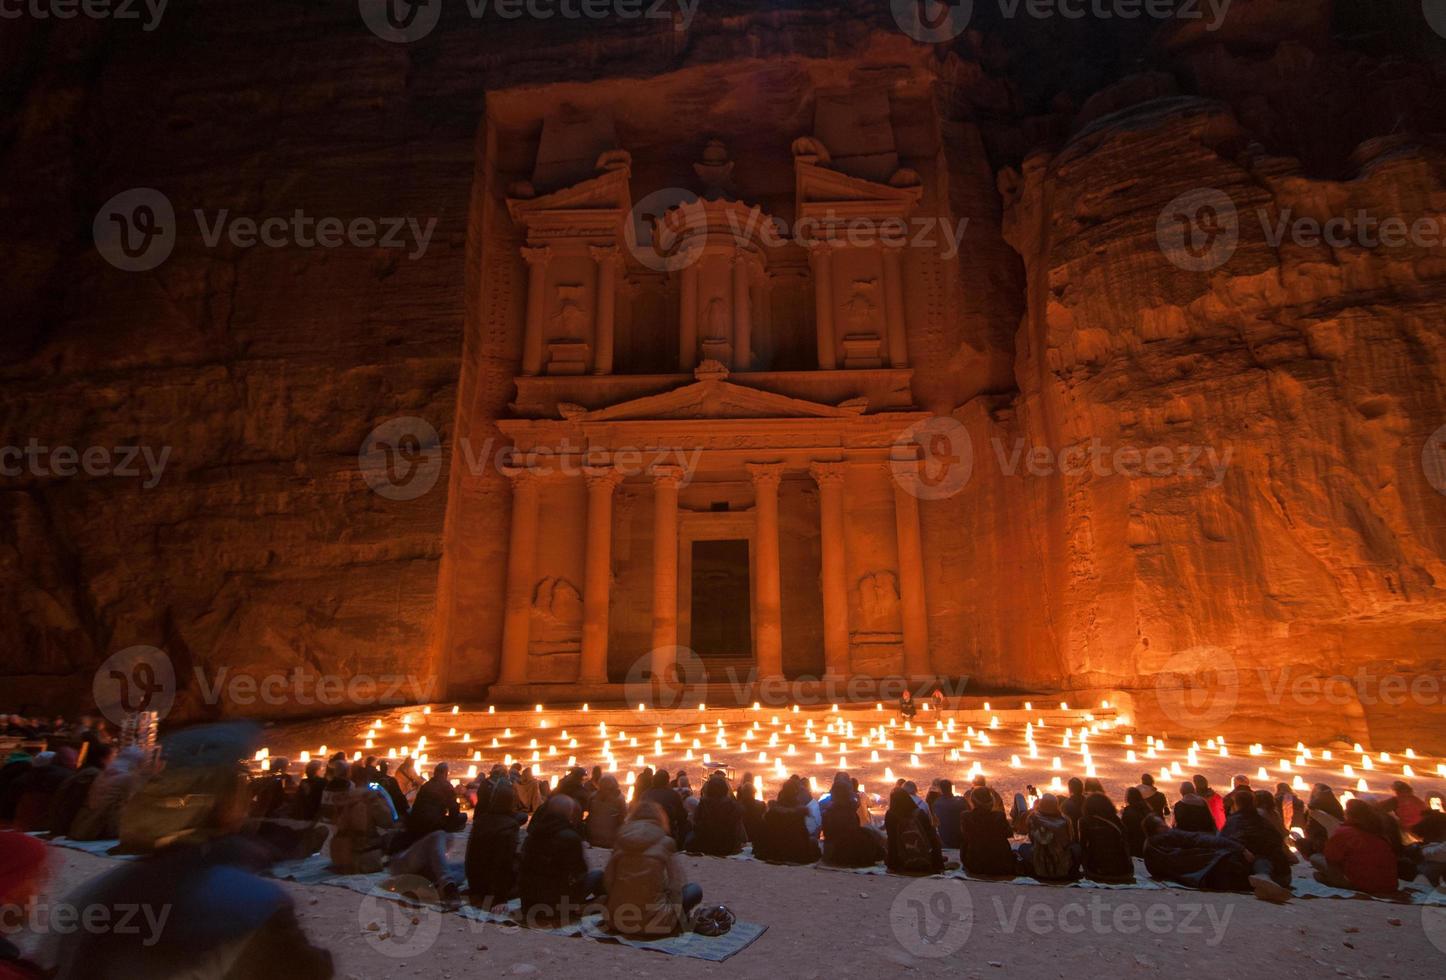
732 251 753 372
746 463 786 682
809 461 849 678
498 465 541 685
650 465 684 682
881 244 909 368
580 465 623 683
679 265 699 372
520 245 551 376
892 472 931 678
809 245 836 370
590 244 620 375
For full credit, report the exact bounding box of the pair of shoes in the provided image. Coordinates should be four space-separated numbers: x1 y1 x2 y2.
1249 874 1292 904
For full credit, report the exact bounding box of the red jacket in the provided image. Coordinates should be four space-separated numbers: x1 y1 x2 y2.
1323 825 1398 894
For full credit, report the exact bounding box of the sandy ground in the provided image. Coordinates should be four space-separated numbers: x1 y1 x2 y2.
18 844 1446 979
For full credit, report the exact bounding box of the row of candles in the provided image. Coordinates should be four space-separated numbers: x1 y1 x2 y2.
252 701 1446 807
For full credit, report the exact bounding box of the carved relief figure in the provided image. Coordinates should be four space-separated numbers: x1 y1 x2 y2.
844 279 880 335
551 284 590 339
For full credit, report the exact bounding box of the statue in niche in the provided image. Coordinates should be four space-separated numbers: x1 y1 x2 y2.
856 570 901 632
551 284 590 339
702 294 730 340
844 279 881 335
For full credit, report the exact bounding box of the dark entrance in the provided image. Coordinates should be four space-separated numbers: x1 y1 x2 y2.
689 539 752 659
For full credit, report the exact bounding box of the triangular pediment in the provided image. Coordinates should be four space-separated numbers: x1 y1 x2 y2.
507 158 632 225
794 158 923 214
577 377 865 422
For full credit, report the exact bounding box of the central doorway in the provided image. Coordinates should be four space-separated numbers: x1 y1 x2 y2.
689 538 752 659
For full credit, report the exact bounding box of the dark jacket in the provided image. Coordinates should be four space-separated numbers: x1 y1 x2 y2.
1079 813 1134 880
408 775 465 837
739 791 767 844
1222 809 1291 882
1120 801 1151 858
465 810 521 908
1173 795 1217 834
931 793 968 851
959 808 1019 877
518 809 590 922
820 794 879 868
585 791 628 849
292 776 326 821
753 803 819 865
688 794 744 856
49 767 102 838
885 805 944 874
1143 829 1250 890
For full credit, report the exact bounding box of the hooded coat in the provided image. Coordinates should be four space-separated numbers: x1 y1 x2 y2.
603 818 690 937
465 787 521 907
518 808 589 921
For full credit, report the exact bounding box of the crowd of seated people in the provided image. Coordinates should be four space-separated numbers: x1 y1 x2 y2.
7 708 1445 942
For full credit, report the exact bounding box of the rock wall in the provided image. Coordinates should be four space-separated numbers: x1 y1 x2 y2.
1 1 1443 747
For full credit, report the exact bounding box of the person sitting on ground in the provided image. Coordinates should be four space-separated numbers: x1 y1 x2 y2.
1275 781 1304 833
1223 774 1251 816
959 786 1019 877
1137 773 1169 819
1061 777 1087 836
603 801 703 938
820 772 884 868
925 779 943 812
737 775 767 845
326 766 395 875
687 772 744 857
1019 794 1078 881
1222 789 1293 902
68 747 149 842
374 760 409 819
465 779 522 910
249 757 295 820
1311 798 1400 895
406 762 466 838
1193 774 1226 830
969 775 1006 815
899 690 917 722
1009 786 1036 836
1120 786 1151 858
519 795 602 926
885 786 945 875
1379 780 1428 834
12 749 77 832
289 759 326 821
1407 810 1446 887
1173 780 1217 833
753 779 820 865
1141 814 1254 891
1079 790 1134 882
1300 782 1345 854
555 767 591 817
642 768 691 849
584 774 627 849
931 779 968 851
512 764 545 814
1254 789 1291 844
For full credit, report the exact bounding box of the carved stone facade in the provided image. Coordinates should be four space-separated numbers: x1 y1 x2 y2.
474 111 939 695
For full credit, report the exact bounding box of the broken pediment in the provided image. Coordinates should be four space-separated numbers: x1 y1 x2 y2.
575 372 868 422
